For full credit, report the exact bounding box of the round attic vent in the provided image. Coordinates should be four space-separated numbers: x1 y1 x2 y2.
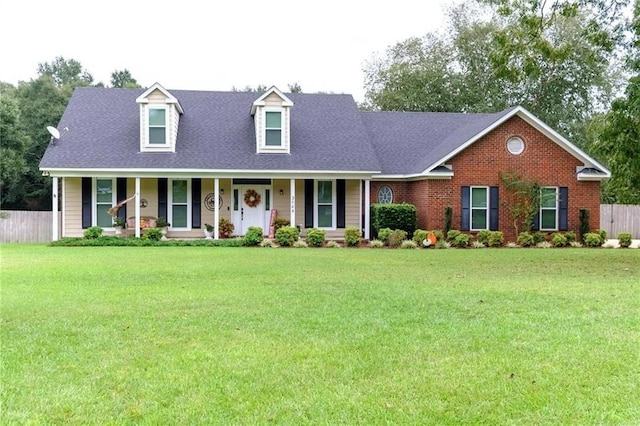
507 137 525 155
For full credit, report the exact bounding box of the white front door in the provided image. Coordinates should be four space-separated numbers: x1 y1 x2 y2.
234 185 270 235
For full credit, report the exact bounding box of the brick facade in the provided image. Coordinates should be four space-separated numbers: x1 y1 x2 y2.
374 116 601 242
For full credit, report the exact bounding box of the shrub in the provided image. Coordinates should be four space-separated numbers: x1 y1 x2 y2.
617 232 632 248
273 217 290 231
412 229 428 246
506 242 520 248
387 229 407 248
305 228 326 247
446 230 461 242
487 231 504 247
579 209 590 240
142 227 163 241
435 240 450 249
537 241 553 248
533 231 548 244
344 227 362 247
377 227 392 244
219 218 234 238
368 239 384 248
552 232 568 247
244 227 263 246
260 239 276 248
84 226 103 239
570 241 583 248
517 232 535 247
598 229 607 245
326 240 341 248
564 231 576 243
444 206 453 235
452 233 470 248
472 241 486 248
583 232 603 247
371 203 417 238
401 240 418 249
293 240 308 248
275 226 299 247
476 230 491 245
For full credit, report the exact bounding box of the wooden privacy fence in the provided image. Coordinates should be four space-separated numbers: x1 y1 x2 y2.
600 204 640 239
0 211 60 243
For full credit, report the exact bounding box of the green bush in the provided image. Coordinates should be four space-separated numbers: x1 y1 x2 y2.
369 239 384 248
371 203 417 238
552 232 568 247
579 209 590 240
598 229 608 245
564 231 576 243
617 232 632 248
476 230 491 245
273 217 290 231
517 232 535 247
83 226 103 239
275 226 299 247
584 232 604 247
305 228 326 247
344 227 362 247
52 236 247 247
326 240 341 248
446 229 461 242
142 227 163 241
533 231 548 244
412 229 428 246
452 233 470 248
387 229 407 248
377 228 392 244
444 206 453 235
401 240 418 249
244 227 264 246
487 231 504 247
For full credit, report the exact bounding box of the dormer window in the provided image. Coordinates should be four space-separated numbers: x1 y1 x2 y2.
148 107 167 145
265 110 282 146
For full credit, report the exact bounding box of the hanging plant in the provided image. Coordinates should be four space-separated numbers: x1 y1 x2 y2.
244 189 261 208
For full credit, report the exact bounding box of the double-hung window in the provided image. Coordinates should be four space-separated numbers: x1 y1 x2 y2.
95 178 116 228
471 186 488 230
148 107 167 145
169 179 190 229
265 110 282 146
317 180 335 228
540 187 558 230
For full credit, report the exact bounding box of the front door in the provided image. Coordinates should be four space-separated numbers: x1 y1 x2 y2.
233 185 270 235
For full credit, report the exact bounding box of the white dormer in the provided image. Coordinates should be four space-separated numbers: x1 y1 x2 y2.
251 86 293 154
136 83 184 153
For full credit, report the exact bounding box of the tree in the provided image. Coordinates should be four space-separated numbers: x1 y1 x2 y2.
0 93 31 206
37 56 94 87
591 0 640 203
111 69 141 88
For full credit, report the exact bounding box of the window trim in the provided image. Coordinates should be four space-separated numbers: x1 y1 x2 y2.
539 186 559 231
168 179 192 230
315 179 336 230
261 107 285 150
470 186 489 231
146 105 168 147
378 185 393 203
93 177 116 228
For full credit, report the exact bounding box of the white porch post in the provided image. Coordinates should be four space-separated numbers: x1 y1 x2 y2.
51 177 59 241
135 178 141 238
364 179 371 240
290 179 296 229
214 178 220 240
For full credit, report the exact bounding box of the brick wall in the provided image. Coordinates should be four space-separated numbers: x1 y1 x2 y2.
375 116 602 242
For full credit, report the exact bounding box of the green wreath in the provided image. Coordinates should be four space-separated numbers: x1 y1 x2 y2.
244 189 261 208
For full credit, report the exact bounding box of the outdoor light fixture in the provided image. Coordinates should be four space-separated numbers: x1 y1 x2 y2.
279 189 284 195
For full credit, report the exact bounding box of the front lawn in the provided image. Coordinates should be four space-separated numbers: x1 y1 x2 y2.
1 245 638 424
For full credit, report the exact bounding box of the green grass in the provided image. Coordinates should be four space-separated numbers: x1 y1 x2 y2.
1 245 639 425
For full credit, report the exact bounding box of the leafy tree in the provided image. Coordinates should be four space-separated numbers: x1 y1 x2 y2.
0 93 31 206
591 0 640 203
111 69 141 88
37 56 94 87
287 82 302 93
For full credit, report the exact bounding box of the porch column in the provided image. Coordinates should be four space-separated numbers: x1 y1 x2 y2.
135 177 141 238
364 179 371 240
214 178 220 240
51 177 59 241
290 179 296 229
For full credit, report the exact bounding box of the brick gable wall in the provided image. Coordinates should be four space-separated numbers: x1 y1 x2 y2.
374 116 601 242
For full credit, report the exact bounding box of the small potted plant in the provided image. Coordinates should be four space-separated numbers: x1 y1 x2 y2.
156 217 170 240
112 216 125 236
204 223 215 239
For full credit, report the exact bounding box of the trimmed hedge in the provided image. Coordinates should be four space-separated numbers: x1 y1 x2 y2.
371 203 417 238
50 237 245 247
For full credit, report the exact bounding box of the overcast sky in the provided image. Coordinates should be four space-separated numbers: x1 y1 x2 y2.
2 0 452 103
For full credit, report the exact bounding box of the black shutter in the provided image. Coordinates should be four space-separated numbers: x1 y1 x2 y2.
461 186 470 231
116 178 127 222
81 177 92 229
337 179 346 228
192 178 201 228
489 186 499 231
304 179 314 228
158 178 168 220
531 212 540 231
559 187 568 231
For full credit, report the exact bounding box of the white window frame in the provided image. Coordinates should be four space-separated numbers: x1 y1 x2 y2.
168 179 191 230
540 187 559 231
470 186 489 231
315 179 336 230
93 177 116 228
147 105 168 147
262 107 283 149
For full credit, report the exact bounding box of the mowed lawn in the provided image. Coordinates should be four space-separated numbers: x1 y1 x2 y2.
1 245 638 425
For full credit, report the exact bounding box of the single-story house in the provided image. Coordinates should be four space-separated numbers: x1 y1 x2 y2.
39 83 609 242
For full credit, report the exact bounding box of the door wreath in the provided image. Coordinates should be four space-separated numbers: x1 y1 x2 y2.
244 189 261 208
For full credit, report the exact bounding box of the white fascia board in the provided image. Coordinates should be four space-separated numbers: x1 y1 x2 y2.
41 168 381 180
373 172 453 181
136 82 184 114
251 86 294 115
